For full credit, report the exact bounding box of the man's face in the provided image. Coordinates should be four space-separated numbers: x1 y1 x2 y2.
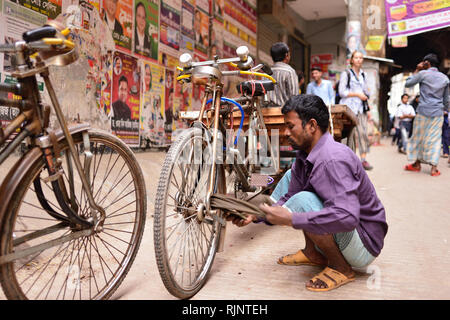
118 80 128 102
136 5 146 34
311 70 322 82
284 110 313 151
402 95 409 104
105 0 118 18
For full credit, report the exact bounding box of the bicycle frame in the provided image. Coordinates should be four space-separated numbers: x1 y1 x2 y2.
0 30 105 231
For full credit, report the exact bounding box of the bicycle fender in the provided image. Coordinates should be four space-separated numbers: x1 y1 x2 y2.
0 123 91 224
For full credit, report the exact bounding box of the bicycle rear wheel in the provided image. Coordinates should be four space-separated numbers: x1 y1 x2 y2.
0 130 146 299
154 127 224 299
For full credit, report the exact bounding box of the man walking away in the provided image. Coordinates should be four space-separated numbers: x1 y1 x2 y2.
266 42 299 107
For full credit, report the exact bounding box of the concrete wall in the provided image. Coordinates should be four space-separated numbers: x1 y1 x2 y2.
305 17 348 76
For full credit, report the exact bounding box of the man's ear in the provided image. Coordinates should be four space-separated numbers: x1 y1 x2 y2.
307 119 319 133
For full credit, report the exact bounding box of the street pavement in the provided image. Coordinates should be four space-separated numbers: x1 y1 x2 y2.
113 136 450 300
0 136 449 300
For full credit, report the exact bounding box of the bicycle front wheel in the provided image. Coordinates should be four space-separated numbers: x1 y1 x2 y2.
154 127 224 299
0 130 146 299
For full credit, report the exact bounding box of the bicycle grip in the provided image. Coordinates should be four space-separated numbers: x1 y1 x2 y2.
22 26 57 43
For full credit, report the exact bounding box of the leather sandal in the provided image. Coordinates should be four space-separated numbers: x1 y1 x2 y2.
306 267 355 292
404 163 420 172
431 170 441 177
277 250 325 267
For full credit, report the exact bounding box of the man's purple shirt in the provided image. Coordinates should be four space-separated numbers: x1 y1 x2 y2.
276 132 388 257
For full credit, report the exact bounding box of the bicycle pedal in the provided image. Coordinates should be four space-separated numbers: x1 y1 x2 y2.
250 174 274 187
42 169 64 183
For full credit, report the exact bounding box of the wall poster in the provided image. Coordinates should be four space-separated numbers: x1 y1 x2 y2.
111 51 140 146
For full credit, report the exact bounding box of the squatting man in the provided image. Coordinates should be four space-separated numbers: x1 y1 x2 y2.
227 94 388 292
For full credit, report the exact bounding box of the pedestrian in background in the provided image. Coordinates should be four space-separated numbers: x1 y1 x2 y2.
404 53 449 176
442 110 449 158
391 111 401 146
306 66 335 106
266 42 299 107
338 51 373 170
411 94 420 112
395 93 415 154
298 71 305 94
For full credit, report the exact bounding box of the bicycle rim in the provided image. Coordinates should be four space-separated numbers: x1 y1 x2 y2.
154 127 223 299
0 130 146 300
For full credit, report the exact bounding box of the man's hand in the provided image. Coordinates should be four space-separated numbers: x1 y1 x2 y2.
226 214 257 227
259 203 293 226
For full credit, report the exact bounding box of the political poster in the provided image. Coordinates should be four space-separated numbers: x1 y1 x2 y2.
194 7 209 54
140 60 166 147
111 51 140 146
160 0 181 51
181 0 194 39
164 68 175 143
134 0 159 60
101 0 132 50
15 0 61 19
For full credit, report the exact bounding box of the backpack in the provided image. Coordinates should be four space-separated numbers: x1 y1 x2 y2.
335 69 366 109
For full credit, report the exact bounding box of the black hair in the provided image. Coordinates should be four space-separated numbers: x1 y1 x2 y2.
311 66 322 73
423 53 439 67
118 75 128 85
298 71 304 81
281 94 330 133
401 93 409 99
136 1 146 15
270 42 289 63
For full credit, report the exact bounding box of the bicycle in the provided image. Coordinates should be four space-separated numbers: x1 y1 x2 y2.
0 21 146 299
153 46 279 299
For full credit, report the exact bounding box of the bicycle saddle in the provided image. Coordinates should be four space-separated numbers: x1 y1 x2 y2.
22 26 57 43
236 80 274 96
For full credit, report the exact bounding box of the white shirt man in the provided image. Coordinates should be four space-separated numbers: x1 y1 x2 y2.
395 100 416 122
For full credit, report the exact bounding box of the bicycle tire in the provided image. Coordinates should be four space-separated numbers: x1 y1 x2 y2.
0 129 146 300
154 127 224 299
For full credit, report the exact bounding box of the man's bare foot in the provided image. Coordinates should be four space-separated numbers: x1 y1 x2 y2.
301 248 328 266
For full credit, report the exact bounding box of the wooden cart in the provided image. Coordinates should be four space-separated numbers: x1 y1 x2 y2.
232 104 358 170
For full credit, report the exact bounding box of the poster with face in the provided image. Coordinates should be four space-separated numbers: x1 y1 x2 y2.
140 60 166 146
101 0 132 50
194 8 209 54
134 0 159 60
111 51 140 146
164 68 175 143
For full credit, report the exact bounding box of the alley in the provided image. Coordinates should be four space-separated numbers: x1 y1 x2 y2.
112 137 450 300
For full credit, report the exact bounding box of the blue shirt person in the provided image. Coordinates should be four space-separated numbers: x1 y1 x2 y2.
306 66 335 106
